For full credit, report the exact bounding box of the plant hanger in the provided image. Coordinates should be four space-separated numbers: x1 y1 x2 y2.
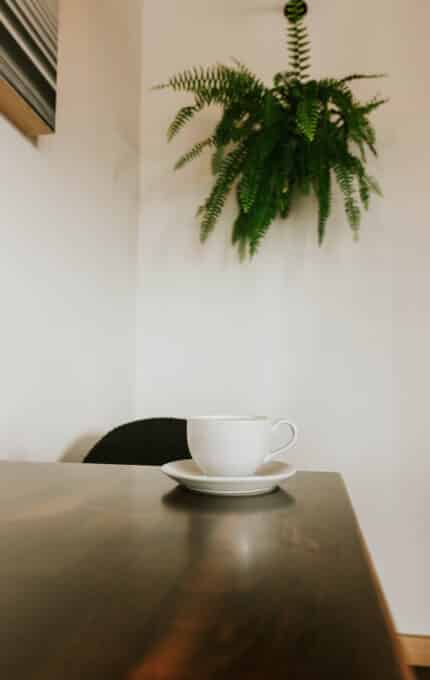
156 0 387 258
284 1 308 21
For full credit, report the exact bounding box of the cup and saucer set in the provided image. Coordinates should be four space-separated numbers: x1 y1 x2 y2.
162 416 297 497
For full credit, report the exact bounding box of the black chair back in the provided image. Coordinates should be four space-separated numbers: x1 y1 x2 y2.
83 418 191 466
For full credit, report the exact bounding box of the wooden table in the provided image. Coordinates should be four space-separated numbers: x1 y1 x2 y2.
0 463 412 680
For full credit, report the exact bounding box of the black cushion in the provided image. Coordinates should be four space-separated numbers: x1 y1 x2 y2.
83 418 191 466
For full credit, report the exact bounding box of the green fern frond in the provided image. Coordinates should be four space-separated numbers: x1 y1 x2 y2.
287 2 311 82
328 85 356 116
248 172 279 255
296 84 321 141
156 65 221 93
317 78 341 93
366 175 383 197
360 119 378 155
211 146 225 175
339 73 387 84
232 208 246 245
215 105 256 147
174 138 215 170
349 131 367 161
235 159 285 258
294 140 312 194
231 59 266 92
232 209 250 260
273 70 296 90
215 64 267 102
214 109 238 146
200 144 247 241
334 164 361 235
279 183 294 219
359 97 389 115
315 165 331 244
157 63 267 108
168 104 202 141
345 153 372 210
357 173 370 209
238 162 261 214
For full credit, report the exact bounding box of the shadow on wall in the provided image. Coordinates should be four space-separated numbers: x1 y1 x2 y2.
61 433 101 462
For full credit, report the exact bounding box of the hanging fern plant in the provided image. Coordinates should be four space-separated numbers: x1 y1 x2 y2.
156 0 387 257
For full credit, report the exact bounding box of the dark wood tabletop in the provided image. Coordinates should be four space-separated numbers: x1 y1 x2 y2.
0 462 412 680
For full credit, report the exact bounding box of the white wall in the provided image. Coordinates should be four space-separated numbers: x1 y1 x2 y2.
0 0 141 462
137 0 430 634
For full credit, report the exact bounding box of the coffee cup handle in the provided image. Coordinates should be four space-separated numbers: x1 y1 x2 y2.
265 420 298 462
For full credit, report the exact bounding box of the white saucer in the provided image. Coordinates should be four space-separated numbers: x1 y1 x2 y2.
161 459 296 496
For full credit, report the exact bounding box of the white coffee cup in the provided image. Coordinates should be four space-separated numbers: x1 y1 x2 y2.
187 416 298 477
